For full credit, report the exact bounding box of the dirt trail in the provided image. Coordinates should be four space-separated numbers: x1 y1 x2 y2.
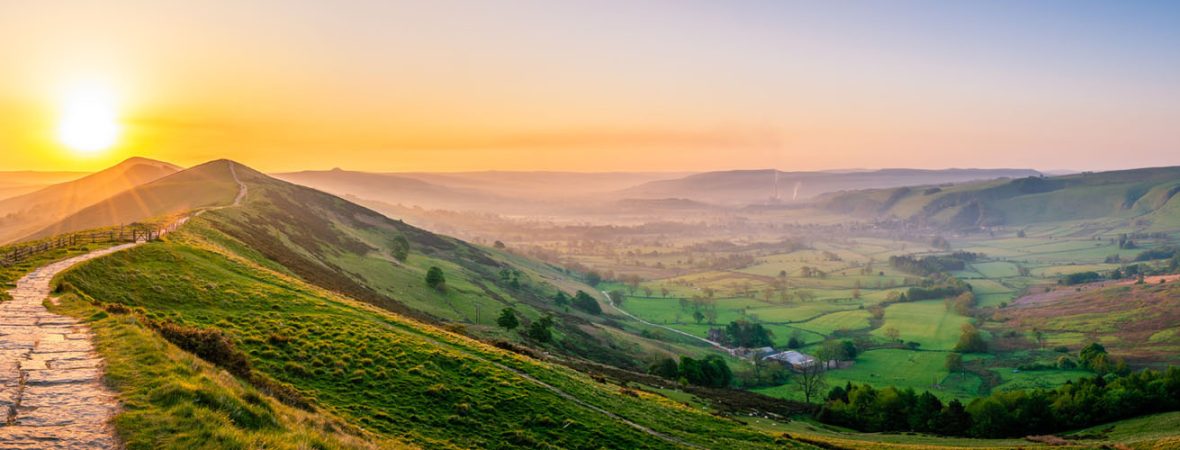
600 290 729 351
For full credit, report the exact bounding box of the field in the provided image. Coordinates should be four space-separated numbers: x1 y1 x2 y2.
588 216 1180 410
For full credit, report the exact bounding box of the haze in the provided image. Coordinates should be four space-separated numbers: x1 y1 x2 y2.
1 0 1179 173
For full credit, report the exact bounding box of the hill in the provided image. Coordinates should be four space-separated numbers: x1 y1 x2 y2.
821 166 1180 230
0 170 86 201
617 168 1041 206
273 169 504 212
0 157 179 243
274 169 688 214
65 160 714 370
48 159 811 449
26 159 239 240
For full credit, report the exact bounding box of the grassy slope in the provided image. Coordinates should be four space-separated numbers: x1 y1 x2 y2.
198 165 710 369
821 166 1180 229
56 222 808 449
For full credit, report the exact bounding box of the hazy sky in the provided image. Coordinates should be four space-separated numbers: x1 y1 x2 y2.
2 1 1179 172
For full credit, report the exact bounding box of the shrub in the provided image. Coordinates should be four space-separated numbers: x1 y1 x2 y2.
426 266 446 291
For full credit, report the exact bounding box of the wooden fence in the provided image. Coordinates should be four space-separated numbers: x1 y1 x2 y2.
0 222 179 267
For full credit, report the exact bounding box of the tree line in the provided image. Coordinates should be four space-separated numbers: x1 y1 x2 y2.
818 366 1180 438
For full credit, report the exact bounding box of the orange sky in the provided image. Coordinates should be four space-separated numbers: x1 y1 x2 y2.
2 1 1179 173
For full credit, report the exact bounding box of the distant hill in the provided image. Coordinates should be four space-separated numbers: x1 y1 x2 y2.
0 171 87 200
0 157 180 243
26 159 239 239
273 169 504 212
617 168 1042 206
275 169 690 213
821 166 1180 230
396 171 691 199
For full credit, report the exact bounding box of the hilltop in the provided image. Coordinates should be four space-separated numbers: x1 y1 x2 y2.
0 157 179 243
26 159 239 239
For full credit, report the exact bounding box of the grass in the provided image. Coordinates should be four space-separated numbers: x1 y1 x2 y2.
55 224 808 449
50 294 393 450
870 301 971 351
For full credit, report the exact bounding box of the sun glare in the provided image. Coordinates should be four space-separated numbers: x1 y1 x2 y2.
57 82 120 154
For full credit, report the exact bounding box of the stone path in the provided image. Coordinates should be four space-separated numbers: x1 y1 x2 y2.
0 162 247 449
0 243 141 449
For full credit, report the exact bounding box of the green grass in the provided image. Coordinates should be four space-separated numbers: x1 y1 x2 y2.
50 294 391 450
56 225 805 449
870 301 971 351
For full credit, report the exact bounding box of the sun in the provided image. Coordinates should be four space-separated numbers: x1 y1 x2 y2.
57 82 121 154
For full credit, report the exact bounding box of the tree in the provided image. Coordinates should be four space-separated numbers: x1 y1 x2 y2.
425 266 446 291
607 289 626 307
553 291 570 307
585 271 602 286
796 361 827 404
496 308 519 331
953 323 988 353
884 327 901 342
390 235 410 262
572 291 603 315
649 357 679 379
945 353 964 372
527 315 554 343
724 320 774 347
493 240 506 249
1078 342 1107 370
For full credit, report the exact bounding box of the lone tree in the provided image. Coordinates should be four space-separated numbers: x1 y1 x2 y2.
796 360 827 404
390 235 410 262
425 266 446 291
953 323 988 353
496 308 519 331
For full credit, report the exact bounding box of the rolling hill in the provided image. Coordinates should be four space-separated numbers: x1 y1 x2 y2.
0 170 86 201
821 166 1180 230
27 159 236 239
47 160 714 369
618 168 1041 206
46 159 813 448
0 157 179 243
274 169 691 214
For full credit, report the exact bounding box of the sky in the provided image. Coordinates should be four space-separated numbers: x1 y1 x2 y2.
1 0 1179 173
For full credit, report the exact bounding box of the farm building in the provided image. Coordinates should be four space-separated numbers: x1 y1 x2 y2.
763 350 817 371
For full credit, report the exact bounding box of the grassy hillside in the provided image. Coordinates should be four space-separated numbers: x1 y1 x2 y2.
196 162 713 370
619 168 1040 206
821 166 1180 230
54 220 809 449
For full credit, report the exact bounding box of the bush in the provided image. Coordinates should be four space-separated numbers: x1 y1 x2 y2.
152 321 252 376
426 266 446 291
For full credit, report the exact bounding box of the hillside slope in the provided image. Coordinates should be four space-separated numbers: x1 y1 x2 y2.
28 160 241 239
619 168 1040 206
55 214 808 449
0 158 179 243
821 166 1180 230
56 160 713 371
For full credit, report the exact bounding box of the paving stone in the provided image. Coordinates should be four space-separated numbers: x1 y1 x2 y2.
0 243 141 448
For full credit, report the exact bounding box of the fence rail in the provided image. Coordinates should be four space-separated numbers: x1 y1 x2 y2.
0 222 181 267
